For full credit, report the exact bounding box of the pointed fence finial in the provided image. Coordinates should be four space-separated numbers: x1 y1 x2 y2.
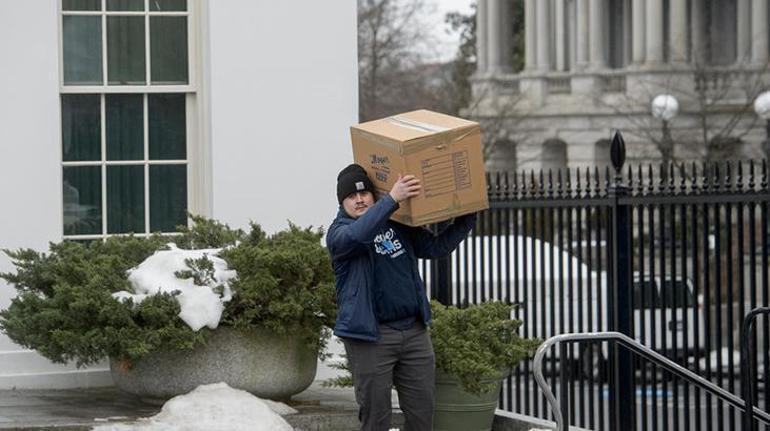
497 171 511 198
690 162 698 192
547 169 554 197
610 130 626 175
565 167 572 198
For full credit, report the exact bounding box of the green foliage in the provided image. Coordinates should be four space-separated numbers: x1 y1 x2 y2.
321 354 354 388
430 300 541 395
0 235 200 367
175 214 244 249
175 256 217 287
0 217 336 367
219 222 336 355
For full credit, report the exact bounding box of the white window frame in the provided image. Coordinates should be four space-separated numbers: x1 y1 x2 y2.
58 0 207 240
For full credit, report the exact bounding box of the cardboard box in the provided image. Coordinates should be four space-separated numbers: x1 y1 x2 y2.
350 109 488 226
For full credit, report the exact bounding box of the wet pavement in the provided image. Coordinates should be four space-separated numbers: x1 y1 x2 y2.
0 382 379 431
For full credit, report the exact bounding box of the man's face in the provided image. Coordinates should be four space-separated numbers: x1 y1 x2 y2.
342 191 375 219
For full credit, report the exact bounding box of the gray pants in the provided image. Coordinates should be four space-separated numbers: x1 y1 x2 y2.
342 322 435 431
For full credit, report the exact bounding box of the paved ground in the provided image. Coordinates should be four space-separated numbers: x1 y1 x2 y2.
0 382 383 431
502 379 768 431
2 378 762 430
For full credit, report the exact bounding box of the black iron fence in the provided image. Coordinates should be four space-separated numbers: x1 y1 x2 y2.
421 132 770 431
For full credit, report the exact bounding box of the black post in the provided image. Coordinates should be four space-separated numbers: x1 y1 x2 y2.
764 119 770 162
740 307 770 431
436 255 451 306
431 219 453 306
609 131 634 431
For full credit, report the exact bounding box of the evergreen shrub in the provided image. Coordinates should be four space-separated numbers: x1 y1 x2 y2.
430 300 541 395
0 216 336 367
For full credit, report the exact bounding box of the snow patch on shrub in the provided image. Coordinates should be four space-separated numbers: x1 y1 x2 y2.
113 244 236 331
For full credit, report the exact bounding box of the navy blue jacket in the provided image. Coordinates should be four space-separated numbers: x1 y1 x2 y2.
327 194 476 341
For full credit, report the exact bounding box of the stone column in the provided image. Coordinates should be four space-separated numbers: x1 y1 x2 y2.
668 0 688 63
555 0 566 71
736 0 751 62
576 0 589 68
487 0 502 72
476 0 488 73
623 0 633 65
499 0 513 71
524 0 537 70
690 0 707 64
536 0 551 71
645 0 664 63
752 0 769 64
632 0 645 64
568 0 578 69
589 0 606 69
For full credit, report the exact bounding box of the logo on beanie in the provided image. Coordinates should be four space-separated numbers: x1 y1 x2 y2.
355 181 365 191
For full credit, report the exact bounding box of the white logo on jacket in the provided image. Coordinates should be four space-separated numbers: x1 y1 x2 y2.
373 228 405 258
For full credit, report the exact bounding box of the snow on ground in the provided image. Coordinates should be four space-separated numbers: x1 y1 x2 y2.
112 244 236 331
92 383 295 431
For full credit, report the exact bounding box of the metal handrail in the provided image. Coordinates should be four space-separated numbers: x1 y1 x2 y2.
741 307 770 431
533 331 770 431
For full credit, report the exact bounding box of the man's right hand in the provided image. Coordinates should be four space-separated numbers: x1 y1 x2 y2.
389 174 422 203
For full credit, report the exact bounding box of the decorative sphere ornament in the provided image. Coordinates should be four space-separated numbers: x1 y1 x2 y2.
651 94 679 121
754 91 770 120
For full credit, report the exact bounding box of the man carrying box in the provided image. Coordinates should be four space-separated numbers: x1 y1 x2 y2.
327 163 476 431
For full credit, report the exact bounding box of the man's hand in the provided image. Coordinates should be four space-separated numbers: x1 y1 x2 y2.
389 174 422 203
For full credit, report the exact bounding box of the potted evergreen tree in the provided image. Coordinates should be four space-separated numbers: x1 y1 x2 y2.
0 216 336 403
429 300 541 431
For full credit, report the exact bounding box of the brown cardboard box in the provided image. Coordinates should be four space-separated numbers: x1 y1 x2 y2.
350 109 488 226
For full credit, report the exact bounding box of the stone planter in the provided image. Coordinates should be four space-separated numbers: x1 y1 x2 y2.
110 326 317 402
433 371 507 431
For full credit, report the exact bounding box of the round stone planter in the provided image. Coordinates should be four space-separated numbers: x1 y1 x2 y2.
110 326 317 403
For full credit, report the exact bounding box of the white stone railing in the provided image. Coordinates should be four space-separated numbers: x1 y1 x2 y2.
488 75 521 94
694 67 751 93
596 73 627 93
545 76 571 94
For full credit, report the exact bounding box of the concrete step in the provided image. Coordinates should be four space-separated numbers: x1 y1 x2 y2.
0 369 113 391
0 351 112 390
0 350 107 375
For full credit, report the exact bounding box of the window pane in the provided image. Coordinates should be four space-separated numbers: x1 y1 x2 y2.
107 17 146 85
106 94 144 160
66 239 101 246
150 17 188 84
150 165 187 232
106 0 144 11
107 165 145 233
63 16 103 85
662 280 694 307
63 0 101 11
62 95 101 162
632 281 658 309
149 94 186 159
63 166 102 236
150 0 187 11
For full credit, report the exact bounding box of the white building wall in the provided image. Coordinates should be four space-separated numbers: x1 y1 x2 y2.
0 0 358 389
206 0 358 382
0 0 113 389
207 0 358 234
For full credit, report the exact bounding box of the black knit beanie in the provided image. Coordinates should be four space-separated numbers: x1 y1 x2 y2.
336 164 375 204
